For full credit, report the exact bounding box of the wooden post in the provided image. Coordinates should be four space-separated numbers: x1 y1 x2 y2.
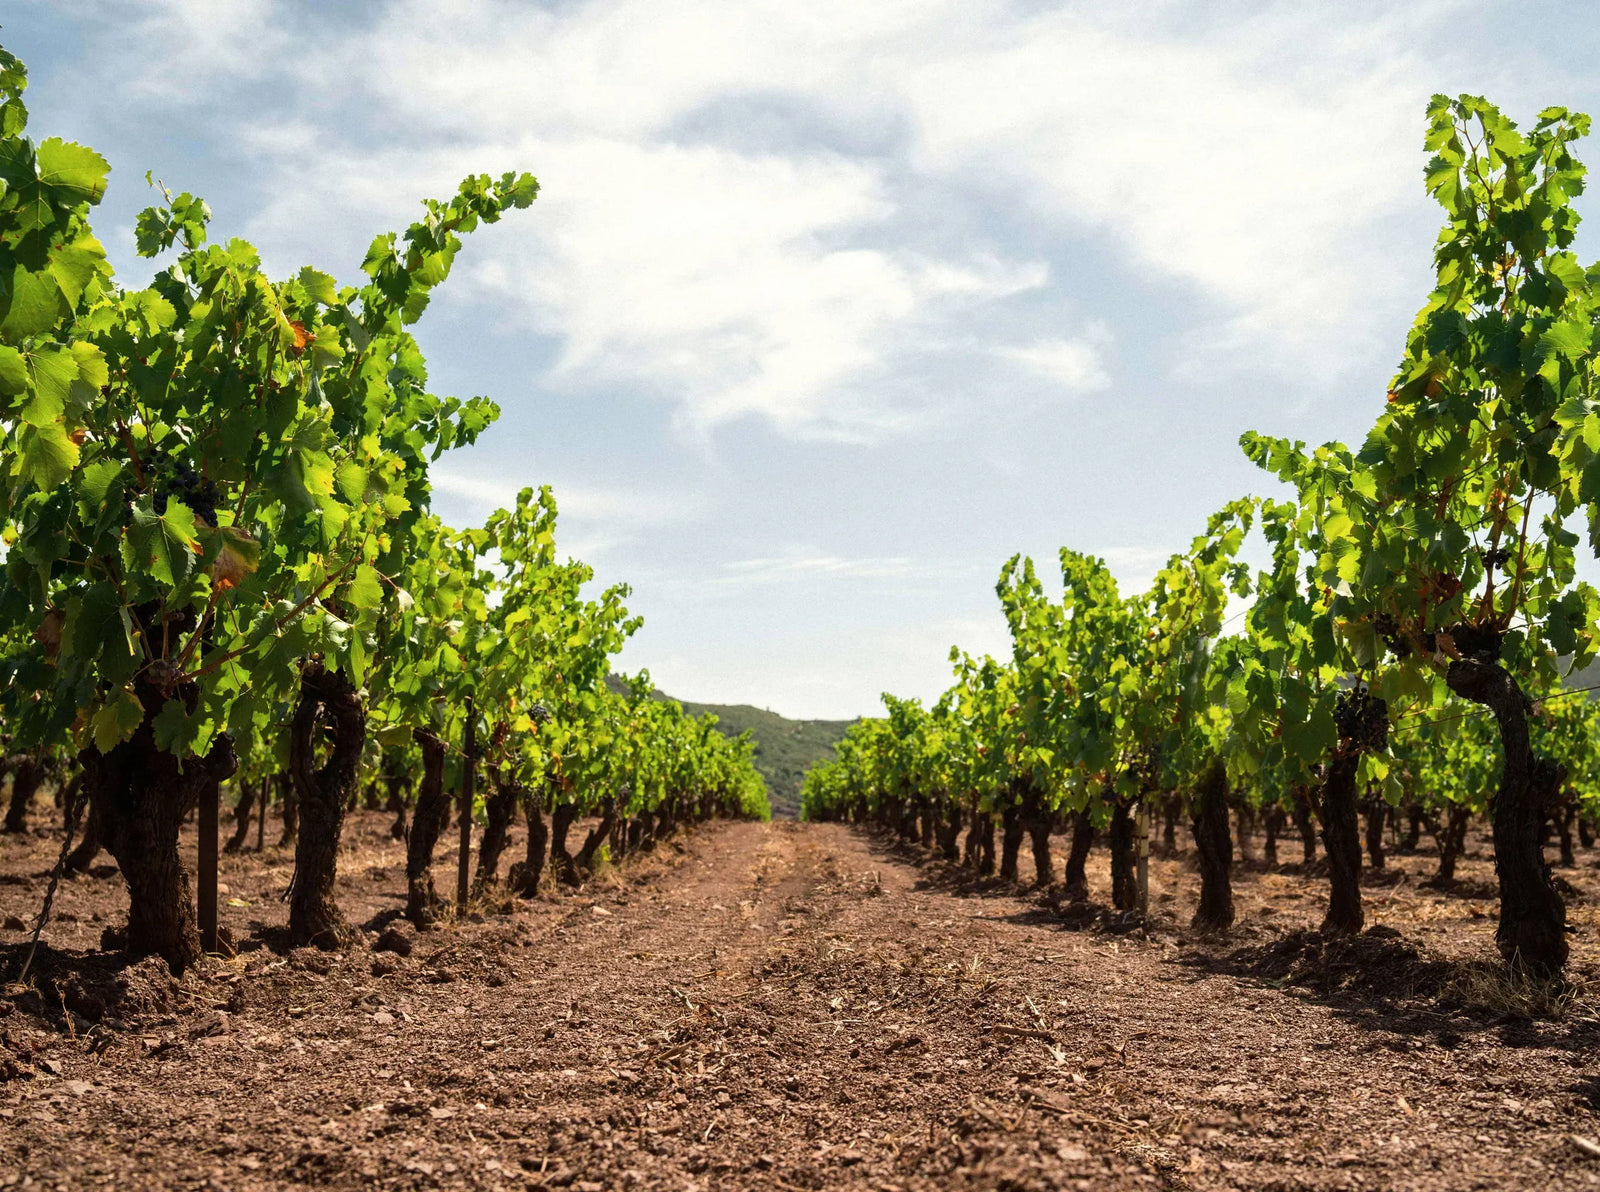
456 697 476 912
198 778 219 953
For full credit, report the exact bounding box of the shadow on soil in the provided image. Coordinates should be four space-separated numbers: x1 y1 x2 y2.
848 823 1600 1054
1177 928 1600 1053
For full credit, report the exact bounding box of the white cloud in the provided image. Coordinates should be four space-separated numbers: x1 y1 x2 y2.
66 0 287 96
998 325 1112 394
718 554 924 584
430 466 706 530
897 5 1436 368
1097 546 1176 596
106 0 1463 441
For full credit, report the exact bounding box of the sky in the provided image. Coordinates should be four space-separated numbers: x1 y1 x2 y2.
8 1 1600 719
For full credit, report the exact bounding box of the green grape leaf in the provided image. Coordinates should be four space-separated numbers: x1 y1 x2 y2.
122 498 200 586
347 563 384 610
0 266 65 338
16 419 79 489
91 689 144 753
36 138 110 203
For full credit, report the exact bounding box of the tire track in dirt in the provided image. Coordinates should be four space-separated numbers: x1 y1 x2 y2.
4 819 1600 1190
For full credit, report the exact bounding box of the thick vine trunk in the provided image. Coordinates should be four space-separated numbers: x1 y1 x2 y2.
631 811 656 853
1233 803 1255 864
1263 805 1284 868
1400 803 1424 854
1028 811 1054 886
1161 798 1179 856
551 802 580 886
1318 752 1363 936
937 804 962 860
1190 758 1234 931
1580 817 1595 850
973 813 996 876
919 798 937 849
1291 786 1317 865
225 779 255 854
80 684 237 974
3 756 42 834
961 807 983 868
473 772 519 895
386 774 409 840
1109 801 1137 911
574 803 618 874
405 730 450 927
65 799 101 873
999 802 1024 882
1064 809 1093 902
1551 801 1576 869
507 797 549 897
1431 805 1471 884
287 662 364 949
1445 658 1567 977
277 771 298 847
896 797 919 841
1363 799 1386 870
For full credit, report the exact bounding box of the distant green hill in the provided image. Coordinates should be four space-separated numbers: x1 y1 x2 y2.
678 701 854 819
605 676 853 818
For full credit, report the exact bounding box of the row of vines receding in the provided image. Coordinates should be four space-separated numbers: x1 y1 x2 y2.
802 94 1600 981
0 45 769 976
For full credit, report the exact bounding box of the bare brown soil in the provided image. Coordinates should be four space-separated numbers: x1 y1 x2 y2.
3 811 1600 1190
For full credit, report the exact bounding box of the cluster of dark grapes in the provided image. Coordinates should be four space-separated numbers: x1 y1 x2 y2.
154 463 220 527
1482 546 1513 570
1373 613 1433 659
1334 688 1388 751
137 447 221 527
1446 620 1503 663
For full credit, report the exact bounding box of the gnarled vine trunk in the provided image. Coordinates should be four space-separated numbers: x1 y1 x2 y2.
1318 751 1363 936
224 777 255 854
1400 803 1425 854
551 802 580 886
1109 801 1137 911
1291 785 1317 865
1430 804 1471 885
1064 809 1093 902
936 804 962 860
277 771 298 847
405 730 450 926
1262 804 1284 868
3 755 42 834
1027 808 1054 886
961 806 983 868
1190 757 1234 931
574 801 618 875
81 682 237 974
66 797 101 873
1445 658 1567 977
1363 796 1386 870
1234 803 1256 864
1161 797 1179 856
999 800 1024 882
971 812 996 876
385 773 409 840
508 794 549 897
474 770 521 895
287 662 364 949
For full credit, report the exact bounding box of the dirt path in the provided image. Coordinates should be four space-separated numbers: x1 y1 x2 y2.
3 819 1600 1190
